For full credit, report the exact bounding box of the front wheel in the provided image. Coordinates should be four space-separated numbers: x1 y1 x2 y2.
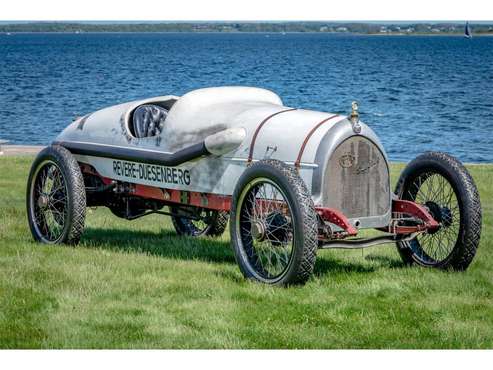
26 145 86 244
230 160 318 286
395 151 481 270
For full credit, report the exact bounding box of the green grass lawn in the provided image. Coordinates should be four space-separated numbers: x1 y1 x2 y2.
1 156 492 349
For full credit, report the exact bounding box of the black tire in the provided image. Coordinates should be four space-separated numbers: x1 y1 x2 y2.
170 207 228 237
395 151 481 270
230 159 318 286
26 145 86 244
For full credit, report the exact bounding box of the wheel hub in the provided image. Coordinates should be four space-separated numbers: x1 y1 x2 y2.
37 194 49 209
251 220 266 241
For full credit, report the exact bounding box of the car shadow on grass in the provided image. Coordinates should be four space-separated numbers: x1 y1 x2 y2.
81 227 405 278
81 227 236 264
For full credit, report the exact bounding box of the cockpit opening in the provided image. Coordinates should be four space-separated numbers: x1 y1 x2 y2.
129 99 176 138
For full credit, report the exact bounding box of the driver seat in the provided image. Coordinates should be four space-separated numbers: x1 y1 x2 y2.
132 104 168 138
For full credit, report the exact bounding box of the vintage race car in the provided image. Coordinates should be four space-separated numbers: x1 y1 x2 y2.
26 87 482 285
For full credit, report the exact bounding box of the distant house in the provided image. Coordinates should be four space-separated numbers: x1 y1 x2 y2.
319 26 329 32
431 28 441 33
336 27 348 32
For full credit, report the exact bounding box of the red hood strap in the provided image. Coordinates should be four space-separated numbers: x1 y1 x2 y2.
294 114 340 168
247 108 297 162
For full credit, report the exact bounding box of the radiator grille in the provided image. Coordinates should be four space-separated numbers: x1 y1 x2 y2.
323 136 390 218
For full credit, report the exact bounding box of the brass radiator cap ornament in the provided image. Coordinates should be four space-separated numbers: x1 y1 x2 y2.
350 101 361 134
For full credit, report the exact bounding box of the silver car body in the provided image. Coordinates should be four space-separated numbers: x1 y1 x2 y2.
56 86 391 229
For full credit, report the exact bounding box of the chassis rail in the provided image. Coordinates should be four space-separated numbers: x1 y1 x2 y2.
319 233 418 249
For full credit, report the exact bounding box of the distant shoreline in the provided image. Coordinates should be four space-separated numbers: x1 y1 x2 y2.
1 21 492 36
2 31 493 36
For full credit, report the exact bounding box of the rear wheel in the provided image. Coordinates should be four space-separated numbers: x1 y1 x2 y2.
26 145 86 244
395 152 481 270
170 207 228 237
230 160 318 286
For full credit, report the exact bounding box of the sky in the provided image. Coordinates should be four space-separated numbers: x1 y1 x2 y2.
1 0 492 21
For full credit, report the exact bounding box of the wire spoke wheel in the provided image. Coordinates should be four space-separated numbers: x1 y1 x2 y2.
237 178 295 280
406 172 460 264
395 151 481 270
30 160 69 243
230 160 317 285
170 207 228 237
27 145 86 245
185 209 218 236
190 210 218 235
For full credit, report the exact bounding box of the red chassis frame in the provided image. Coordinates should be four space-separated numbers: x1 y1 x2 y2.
80 164 440 244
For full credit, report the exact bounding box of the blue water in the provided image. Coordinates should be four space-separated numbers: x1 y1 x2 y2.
0 33 492 162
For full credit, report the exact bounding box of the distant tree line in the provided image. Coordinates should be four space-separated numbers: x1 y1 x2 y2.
1 22 492 34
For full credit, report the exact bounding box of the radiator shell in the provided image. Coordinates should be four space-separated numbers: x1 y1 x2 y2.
323 136 391 226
